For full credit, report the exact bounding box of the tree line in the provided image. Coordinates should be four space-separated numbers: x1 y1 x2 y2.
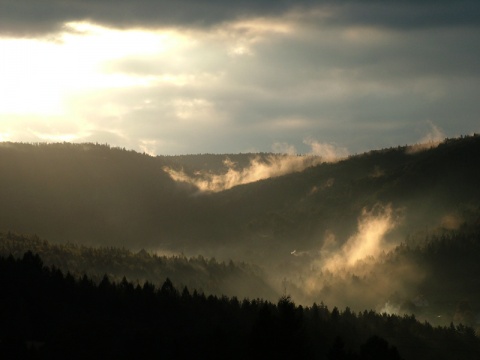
0 232 277 301
1 252 480 359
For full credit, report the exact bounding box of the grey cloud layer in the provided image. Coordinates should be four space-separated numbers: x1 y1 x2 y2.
92 17 480 153
2 0 479 37
2 1 479 155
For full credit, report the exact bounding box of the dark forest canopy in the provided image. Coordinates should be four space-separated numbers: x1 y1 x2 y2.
2 251 480 360
0 231 278 301
4 225 480 331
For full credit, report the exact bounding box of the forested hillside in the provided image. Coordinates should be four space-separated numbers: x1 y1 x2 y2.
2 252 480 360
0 142 190 247
207 135 480 260
284 223 480 328
1 136 480 329
0 232 277 301
1 136 479 260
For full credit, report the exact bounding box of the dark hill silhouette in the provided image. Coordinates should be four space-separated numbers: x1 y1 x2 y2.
0 142 194 247
0 231 278 301
1 136 479 261
2 251 480 360
201 135 480 263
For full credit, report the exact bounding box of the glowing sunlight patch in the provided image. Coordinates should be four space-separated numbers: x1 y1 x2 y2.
0 22 183 116
0 132 11 142
31 132 83 143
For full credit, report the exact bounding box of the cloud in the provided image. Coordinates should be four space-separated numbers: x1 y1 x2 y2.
0 0 299 37
322 1 480 30
272 142 297 155
304 138 349 162
406 121 446 153
2 1 479 38
418 121 446 143
321 204 398 273
281 204 427 309
163 140 348 192
1 3 480 156
440 213 463 230
164 154 321 192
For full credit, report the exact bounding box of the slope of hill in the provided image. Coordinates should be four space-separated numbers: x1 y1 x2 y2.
1 136 479 257
0 231 277 301
283 223 480 327
0 142 191 247
1 136 480 318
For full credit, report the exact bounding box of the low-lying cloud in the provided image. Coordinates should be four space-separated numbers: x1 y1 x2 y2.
321 204 398 273
281 204 426 311
164 154 321 192
406 121 446 154
163 140 348 192
304 138 349 162
286 204 400 299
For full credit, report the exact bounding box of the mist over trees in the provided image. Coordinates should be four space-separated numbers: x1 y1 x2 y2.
1 135 480 357
2 252 479 360
0 232 277 301
1 136 479 257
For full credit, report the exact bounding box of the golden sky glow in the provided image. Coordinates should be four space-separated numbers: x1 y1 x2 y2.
0 3 479 154
0 22 183 116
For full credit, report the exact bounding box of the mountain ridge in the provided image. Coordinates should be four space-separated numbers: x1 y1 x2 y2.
2 135 480 324
1 135 479 255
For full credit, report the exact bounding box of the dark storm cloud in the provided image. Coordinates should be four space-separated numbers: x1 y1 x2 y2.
325 1 480 30
1 0 479 37
0 0 295 36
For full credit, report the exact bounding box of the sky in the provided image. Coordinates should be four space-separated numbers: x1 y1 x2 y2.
1 0 479 155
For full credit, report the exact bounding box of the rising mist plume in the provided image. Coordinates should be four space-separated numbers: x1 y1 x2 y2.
321 204 398 273
164 140 348 192
290 203 415 309
406 121 446 154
